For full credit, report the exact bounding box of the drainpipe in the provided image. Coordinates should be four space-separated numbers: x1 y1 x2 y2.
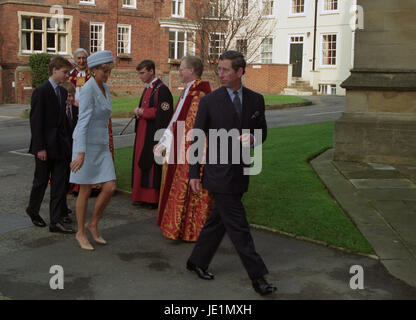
312 0 318 71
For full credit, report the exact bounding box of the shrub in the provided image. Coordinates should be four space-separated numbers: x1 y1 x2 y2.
29 53 53 88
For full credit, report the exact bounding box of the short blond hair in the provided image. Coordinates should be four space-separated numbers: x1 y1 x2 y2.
91 62 114 72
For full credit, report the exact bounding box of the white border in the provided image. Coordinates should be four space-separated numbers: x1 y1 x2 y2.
90 22 105 52
171 0 185 18
18 11 72 55
122 0 136 9
117 24 131 54
319 32 338 68
321 0 340 15
287 34 305 76
289 0 306 17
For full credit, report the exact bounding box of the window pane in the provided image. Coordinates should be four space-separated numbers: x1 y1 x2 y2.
178 1 183 15
47 33 55 52
33 18 42 30
34 33 42 50
178 32 184 41
58 34 66 52
177 41 184 59
169 41 175 59
169 31 175 41
58 20 66 31
186 33 194 55
22 17 31 29
171 0 176 15
21 32 30 50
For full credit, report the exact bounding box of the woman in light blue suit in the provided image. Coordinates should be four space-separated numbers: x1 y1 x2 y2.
70 50 116 251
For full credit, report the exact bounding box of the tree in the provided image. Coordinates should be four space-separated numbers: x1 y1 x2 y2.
184 0 276 70
29 53 53 88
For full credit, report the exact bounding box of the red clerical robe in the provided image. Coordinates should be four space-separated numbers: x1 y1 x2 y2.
157 80 213 242
131 79 173 203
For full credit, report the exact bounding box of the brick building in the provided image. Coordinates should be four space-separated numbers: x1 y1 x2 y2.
0 0 289 104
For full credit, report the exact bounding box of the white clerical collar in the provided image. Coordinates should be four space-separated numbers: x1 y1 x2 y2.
77 69 86 77
186 80 195 90
145 77 158 88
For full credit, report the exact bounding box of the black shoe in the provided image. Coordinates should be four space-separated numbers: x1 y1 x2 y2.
252 277 277 296
49 222 75 234
61 216 72 224
132 201 144 207
186 260 214 280
147 203 158 210
28 214 47 227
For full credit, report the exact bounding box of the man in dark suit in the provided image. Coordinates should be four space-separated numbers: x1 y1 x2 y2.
26 56 75 234
187 51 276 295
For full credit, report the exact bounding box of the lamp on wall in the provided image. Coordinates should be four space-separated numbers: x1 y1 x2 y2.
307 32 311 37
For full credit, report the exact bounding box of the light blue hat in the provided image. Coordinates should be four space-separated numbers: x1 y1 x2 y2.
87 50 114 68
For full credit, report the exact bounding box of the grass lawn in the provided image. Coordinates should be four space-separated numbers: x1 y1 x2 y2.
111 94 307 114
262 94 308 105
114 121 374 254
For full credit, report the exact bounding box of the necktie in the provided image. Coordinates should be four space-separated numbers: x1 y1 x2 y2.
55 86 61 106
66 106 72 123
233 91 242 118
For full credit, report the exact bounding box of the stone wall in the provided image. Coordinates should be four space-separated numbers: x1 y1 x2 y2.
334 0 416 166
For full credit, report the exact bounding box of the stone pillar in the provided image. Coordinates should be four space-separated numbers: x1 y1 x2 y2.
334 0 416 165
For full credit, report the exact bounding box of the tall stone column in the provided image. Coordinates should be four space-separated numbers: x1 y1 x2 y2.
334 0 416 165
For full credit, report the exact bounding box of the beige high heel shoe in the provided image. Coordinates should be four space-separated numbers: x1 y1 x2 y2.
75 233 94 251
86 224 107 245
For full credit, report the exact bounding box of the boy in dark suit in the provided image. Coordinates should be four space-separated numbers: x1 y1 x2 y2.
187 51 276 295
60 81 79 223
26 56 75 234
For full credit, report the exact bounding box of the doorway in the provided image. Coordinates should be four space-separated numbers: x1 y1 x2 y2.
290 36 304 78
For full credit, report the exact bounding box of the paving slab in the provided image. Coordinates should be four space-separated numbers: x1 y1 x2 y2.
312 149 416 288
349 179 416 189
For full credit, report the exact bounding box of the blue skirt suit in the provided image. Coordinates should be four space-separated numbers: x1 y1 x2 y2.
70 77 116 185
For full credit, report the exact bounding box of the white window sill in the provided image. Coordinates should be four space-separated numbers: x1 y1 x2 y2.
321 11 340 15
79 3 96 7
122 6 137 10
289 13 306 18
319 65 337 69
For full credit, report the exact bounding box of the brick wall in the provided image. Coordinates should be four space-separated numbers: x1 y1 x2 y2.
244 64 289 94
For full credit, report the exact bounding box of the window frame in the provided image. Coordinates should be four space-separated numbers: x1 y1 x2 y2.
90 22 105 53
261 0 275 18
171 0 185 18
168 29 195 61
290 0 306 16
18 11 71 55
117 24 132 55
320 33 338 68
260 37 273 64
79 0 95 5
122 0 137 9
236 38 248 57
322 0 339 14
208 32 225 63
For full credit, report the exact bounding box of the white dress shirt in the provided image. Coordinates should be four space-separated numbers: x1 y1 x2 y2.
159 80 195 158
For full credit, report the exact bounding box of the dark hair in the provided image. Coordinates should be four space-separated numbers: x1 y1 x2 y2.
48 56 72 75
219 50 246 74
61 81 75 94
182 55 204 77
136 59 155 73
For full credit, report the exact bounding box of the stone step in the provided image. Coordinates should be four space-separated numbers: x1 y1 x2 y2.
283 88 315 96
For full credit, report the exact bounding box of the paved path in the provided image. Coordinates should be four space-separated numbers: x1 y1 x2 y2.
1 99 415 301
